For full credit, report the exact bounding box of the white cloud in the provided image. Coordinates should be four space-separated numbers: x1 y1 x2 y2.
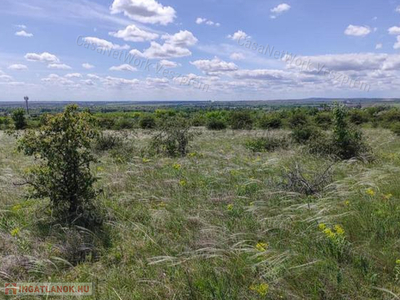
344 25 371 37
82 37 130 50
25 52 60 63
158 60 180 68
48 63 72 70
109 64 137 72
396 6 400 13
15 30 33 37
42 74 75 86
82 63 95 69
388 26 400 35
228 30 249 41
191 57 238 75
161 30 198 47
394 36 400 50
110 0 176 25
8 64 28 70
0 74 13 82
102 76 139 87
375 43 383 50
109 24 159 42
136 42 192 59
82 79 95 86
230 52 245 60
16 24 27 29
196 17 220 27
65 73 82 78
270 3 291 18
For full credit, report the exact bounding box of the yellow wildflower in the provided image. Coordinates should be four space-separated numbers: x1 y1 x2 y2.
334 225 345 236
323 228 335 239
318 223 326 231
250 283 269 296
96 166 104 172
344 200 350 206
188 152 197 157
179 180 187 186
227 204 234 211
12 204 22 211
256 242 268 252
142 158 150 163
11 228 20 237
158 202 166 208
396 259 400 265
366 188 375 196
173 163 181 170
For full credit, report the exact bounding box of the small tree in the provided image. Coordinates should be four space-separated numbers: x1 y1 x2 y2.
18 105 100 226
139 115 156 129
12 108 27 130
230 111 253 130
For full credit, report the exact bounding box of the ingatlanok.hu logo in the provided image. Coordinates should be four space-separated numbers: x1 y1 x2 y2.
4 283 93 296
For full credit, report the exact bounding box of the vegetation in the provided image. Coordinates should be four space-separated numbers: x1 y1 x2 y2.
17 105 101 227
2 102 400 299
12 108 27 130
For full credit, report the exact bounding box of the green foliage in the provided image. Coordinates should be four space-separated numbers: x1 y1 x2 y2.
288 110 309 129
207 118 227 130
391 122 400 136
258 114 282 129
17 105 101 227
94 132 124 151
229 111 253 130
12 108 27 130
314 111 332 127
149 117 195 157
245 135 289 152
139 115 156 129
291 126 321 144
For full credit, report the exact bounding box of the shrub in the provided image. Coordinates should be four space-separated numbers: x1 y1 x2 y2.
207 118 227 130
245 135 289 152
94 133 124 151
391 122 400 136
17 105 101 227
12 108 27 130
314 112 332 127
139 115 156 129
349 110 369 125
258 114 282 129
291 126 321 144
149 117 195 157
230 111 253 130
288 110 309 129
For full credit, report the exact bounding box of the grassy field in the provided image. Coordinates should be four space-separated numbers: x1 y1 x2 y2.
1 128 400 299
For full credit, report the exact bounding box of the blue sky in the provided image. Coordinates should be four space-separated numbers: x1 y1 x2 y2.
1 0 400 101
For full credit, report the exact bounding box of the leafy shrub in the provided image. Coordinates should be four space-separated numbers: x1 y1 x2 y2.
149 117 195 157
114 118 135 130
207 118 227 130
17 105 101 227
349 110 369 125
314 112 332 127
291 126 321 144
258 114 282 129
139 115 156 129
94 133 124 151
288 110 309 129
391 123 400 136
12 108 27 130
229 111 253 130
245 135 289 152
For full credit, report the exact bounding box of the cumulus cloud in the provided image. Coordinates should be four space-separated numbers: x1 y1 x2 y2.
0 74 13 82
82 63 95 69
109 64 137 72
102 76 139 87
25 52 60 63
109 24 159 42
270 3 291 18
191 57 238 75
344 25 371 37
376 43 383 50
394 36 400 50
82 79 95 86
15 24 27 29
230 52 245 60
110 0 176 25
42 74 75 86
15 30 33 37
227 30 249 41
82 37 130 50
158 60 180 68
196 17 220 27
388 26 400 35
8 64 28 70
161 30 198 47
48 63 72 70
65 73 82 79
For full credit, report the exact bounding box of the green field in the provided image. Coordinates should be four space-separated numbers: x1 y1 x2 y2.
1 123 400 299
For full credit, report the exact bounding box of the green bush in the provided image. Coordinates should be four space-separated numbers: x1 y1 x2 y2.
288 110 309 129
149 117 195 157
258 114 282 129
291 126 321 144
94 133 124 151
229 111 253 130
17 105 101 227
391 122 400 136
314 112 332 127
245 135 289 152
207 118 227 130
139 115 156 129
12 108 27 130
